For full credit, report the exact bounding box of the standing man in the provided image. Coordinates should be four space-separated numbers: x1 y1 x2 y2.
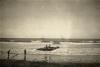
24 49 26 61
7 49 11 60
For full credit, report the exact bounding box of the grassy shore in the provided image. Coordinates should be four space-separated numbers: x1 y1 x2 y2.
0 59 100 67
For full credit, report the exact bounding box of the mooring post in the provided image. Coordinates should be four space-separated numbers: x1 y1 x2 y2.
7 49 11 60
24 49 26 61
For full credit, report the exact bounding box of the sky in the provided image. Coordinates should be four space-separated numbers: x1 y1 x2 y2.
0 0 100 38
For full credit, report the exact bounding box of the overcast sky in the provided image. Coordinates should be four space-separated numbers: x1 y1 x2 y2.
0 0 100 38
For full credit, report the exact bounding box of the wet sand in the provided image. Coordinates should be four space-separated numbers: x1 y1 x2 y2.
0 59 100 67
1 42 100 61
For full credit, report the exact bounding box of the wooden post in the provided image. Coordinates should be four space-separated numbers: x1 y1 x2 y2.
7 49 11 60
24 49 26 61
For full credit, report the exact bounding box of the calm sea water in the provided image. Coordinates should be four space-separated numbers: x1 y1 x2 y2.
0 42 100 63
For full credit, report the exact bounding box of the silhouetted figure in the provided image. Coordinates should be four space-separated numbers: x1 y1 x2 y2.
7 49 11 60
24 49 26 61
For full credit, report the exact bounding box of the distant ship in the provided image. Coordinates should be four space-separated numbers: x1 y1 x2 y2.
37 44 59 51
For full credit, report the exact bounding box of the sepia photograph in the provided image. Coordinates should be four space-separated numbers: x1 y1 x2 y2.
0 0 100 67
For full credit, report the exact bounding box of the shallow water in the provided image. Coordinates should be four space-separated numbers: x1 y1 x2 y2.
0 42 100 63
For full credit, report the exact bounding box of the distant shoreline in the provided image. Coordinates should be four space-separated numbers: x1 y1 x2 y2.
0 38 100 42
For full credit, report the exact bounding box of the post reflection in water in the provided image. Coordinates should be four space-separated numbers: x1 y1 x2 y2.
43 54 52 63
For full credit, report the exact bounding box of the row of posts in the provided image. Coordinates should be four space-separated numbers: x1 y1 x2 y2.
7 49 50 62
7 49 27 61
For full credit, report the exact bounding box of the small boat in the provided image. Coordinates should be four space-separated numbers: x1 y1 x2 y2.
37 45 59 51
